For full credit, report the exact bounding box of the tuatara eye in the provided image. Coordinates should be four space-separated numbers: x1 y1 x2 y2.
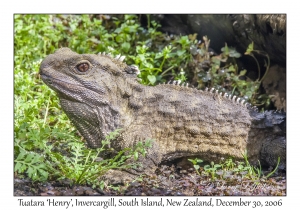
76 62 90 72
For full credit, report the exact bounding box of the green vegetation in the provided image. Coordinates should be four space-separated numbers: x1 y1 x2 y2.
194 37 271 108
14 14 273 188
188 153 281 182
15 127 152 188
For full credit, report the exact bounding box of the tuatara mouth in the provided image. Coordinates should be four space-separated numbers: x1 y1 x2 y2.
39 72 80 101
40 72 108 107
39 72 53 85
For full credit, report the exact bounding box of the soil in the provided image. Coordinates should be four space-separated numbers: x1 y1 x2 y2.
14 163 286 196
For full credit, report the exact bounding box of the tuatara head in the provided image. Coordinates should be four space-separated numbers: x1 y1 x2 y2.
39 47 140 106
39 48 141 148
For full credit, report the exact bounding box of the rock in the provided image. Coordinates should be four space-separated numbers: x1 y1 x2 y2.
152 14 286 64
262 65 286 111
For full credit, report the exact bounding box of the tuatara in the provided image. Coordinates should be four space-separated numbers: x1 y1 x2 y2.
40 48 286 183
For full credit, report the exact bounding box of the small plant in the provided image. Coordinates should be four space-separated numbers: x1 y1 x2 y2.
203 161 222 180
15 128 153 189
191 36 272 110
241 151 281 179
241 151 262 179
14 144 49 181
188 158 203 175
244 42 272 108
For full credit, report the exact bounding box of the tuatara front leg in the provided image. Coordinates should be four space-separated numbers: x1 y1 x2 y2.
102 125 162 184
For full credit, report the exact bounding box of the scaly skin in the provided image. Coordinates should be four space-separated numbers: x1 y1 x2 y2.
40 48 286 183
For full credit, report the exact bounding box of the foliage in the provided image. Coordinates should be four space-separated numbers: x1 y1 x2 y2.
188 152 281 182
14 125 152 188
193 37 272 109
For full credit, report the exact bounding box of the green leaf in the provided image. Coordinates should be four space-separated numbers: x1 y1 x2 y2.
14 162 22 172
38 168 48 179
239 69 247 76
155 52 164 59
231 52 241 58
221 44 229 55
134 152 139 161
195 158 203 164
16 152 25 161
121 42 130 53
27 166 35 178
204 165 211 171
188 159 196 165
176 50 186 57
227 65 236 73
212 57 221 66
114 28 121 33
245 42 254 55
177 36 190 46
147 75 156 85
214 164 221 168
24 154 33 163
194 165 200 170
115 35 124 43
145 139 152 147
